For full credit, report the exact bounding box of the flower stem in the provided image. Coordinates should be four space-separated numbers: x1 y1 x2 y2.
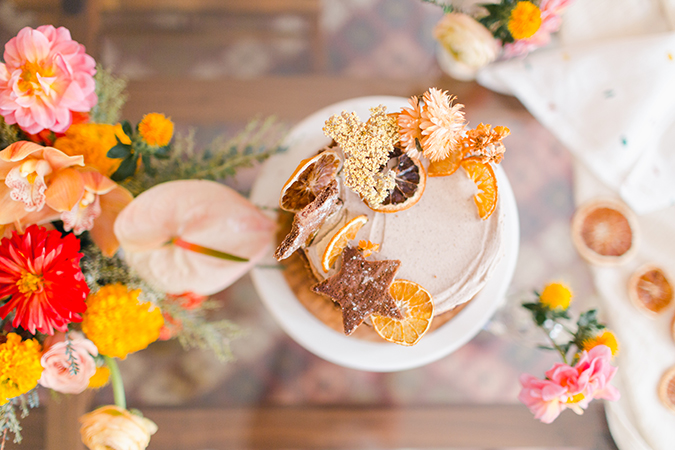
170 237 248 262
104 356 126 410
542 327 568 365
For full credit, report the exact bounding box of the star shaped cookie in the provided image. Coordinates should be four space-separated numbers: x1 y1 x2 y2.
312 245 403 335
275 180 342 261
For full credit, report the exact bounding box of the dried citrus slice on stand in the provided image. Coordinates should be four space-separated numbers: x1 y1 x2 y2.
371 280 434 346
460 156 498 220
371 147 426 213
571 198 638 266
627 265 673 315
279 149 342 212
321 215 368 272
658 366 675 413
428 149 463 177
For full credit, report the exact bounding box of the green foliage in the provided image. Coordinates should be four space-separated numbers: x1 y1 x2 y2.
0 390 39 444
421 0 455 14
90 65 128 124
121 116 286 196
0 116 21 148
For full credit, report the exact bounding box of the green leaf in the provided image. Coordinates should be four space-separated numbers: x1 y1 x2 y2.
111 154 138 182
141 154 156 176
107 143 132 159
121 120 133 138
154 145 171 159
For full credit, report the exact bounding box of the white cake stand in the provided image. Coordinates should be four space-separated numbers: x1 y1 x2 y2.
250 96 520 372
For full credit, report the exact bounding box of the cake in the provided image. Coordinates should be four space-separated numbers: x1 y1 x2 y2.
274 88 509 346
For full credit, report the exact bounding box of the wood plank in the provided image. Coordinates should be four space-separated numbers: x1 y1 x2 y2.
123 76 482 125
98 0 320 14
45 391 93 450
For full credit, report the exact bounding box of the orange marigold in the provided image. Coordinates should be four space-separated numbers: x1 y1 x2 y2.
508 1 542 40
0 333 42 405
138 113 174 147
581 330 619 357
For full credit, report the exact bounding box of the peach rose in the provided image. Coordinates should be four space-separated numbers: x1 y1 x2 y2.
80 405 157 450
38 331 98 394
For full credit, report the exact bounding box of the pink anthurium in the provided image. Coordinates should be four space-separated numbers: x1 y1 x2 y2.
0 140 84 225
114 179 276 295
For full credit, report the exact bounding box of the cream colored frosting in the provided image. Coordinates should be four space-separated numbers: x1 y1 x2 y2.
305 165 504 315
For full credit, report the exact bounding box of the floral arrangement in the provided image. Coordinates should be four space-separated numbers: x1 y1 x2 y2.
423 0 574 80
518 282 620 423
0 25 283 449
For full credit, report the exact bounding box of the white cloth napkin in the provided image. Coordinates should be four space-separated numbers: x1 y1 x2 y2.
476 1 675 448
478 0 675 215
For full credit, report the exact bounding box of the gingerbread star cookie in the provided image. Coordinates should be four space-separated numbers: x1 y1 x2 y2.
311 245 403 335
275 180 342 261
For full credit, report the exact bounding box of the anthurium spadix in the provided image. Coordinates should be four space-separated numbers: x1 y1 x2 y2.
114 179 275 295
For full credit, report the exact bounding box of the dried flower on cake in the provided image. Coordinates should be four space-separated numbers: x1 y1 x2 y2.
0 225 89 335
0 26 97 134
398 96 423 158
419 88 465 162
0 333 42 405
38 331 98 395
462 123 510 164
81 283 164 359
80 405 157 450
358 240 380 257
323 106 398 207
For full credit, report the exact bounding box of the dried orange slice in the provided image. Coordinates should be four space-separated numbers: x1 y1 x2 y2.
279 149 342 212
461 156 498 220
658 366 675 414
321 215 368 272
428 149 463 177
371 279 434 346
571 198 638 266
628 265 673 315
371 147 426 213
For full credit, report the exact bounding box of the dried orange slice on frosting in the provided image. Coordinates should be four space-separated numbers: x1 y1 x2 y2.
371 148 426 213
461 156 498 220
371 279 434 346
279 149 342 212
659 366 675 414
571 198 638 266
428 149 463 177
321 215 368 272
628 265 673 315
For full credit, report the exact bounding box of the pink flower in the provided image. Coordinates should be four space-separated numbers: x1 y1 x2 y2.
519 345 619 423
0 26 97 134
503 0 574 58
38 331 98 394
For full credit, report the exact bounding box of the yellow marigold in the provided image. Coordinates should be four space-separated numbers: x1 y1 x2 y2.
87 365 111 389
53 123 131 177
0 333 42 405
539 282 573 310
582 330 619 356
138 113 174 147
81 284 164 359
508 1 542 40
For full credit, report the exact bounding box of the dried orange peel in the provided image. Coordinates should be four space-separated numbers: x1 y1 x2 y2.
321 215 368 272
461 156 498 220
370 149 426 213
428 149 463 177
658 366 675 414
371 279 434 346
279 149 342 213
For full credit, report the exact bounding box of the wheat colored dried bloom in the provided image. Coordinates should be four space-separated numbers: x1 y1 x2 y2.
323 106 398 206
462 123 510 164
419 88 465 162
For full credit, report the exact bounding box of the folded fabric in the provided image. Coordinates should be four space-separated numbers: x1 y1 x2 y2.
478 32 675 215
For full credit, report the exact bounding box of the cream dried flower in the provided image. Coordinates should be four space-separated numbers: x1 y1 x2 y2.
419 88 465 162
462 123 510 164
398 96 423 158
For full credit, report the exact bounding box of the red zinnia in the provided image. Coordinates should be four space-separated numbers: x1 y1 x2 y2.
0 225 89 335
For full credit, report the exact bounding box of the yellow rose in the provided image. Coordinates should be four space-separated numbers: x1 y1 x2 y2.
80 405 157 450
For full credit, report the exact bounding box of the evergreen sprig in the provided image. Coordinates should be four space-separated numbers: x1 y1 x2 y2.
89 65 128 125
0 390 39 445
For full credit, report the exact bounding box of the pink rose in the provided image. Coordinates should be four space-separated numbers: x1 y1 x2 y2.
0 25 97 134
518 373 567 423
572 345 620 402
38 331 98 394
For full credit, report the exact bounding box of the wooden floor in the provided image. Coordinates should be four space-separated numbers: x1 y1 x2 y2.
9 402 618 450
